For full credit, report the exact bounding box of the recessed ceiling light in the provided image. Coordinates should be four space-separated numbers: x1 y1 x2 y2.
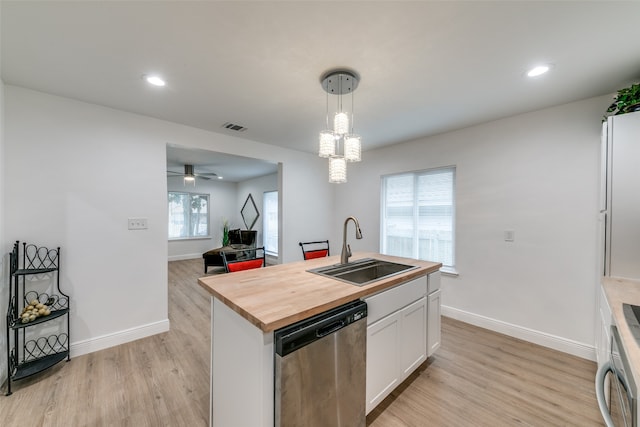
144 74 166 87
527 65 551 78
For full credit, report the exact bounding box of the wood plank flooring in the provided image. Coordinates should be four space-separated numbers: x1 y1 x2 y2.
1 259 604 426
367 316 603 426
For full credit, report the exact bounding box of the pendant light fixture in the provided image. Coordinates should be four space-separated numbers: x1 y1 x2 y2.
318 69 362 183
183 164 196 186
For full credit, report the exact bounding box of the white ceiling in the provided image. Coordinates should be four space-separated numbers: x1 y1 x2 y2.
3 1 640 174
166 144 278 183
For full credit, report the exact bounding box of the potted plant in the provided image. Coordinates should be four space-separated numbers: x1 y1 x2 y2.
222 219 230 246
605 83 640 118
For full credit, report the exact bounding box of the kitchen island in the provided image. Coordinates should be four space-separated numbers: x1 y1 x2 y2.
198 252 442 427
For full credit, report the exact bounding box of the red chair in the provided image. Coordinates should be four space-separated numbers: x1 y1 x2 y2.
221 247 266 273
299 240 330 260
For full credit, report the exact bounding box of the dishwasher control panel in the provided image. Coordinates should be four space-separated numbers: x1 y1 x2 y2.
274 300 367 357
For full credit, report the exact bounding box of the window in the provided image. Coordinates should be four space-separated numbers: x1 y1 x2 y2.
263 191 278 255
381 167 455 268
168 192 209 239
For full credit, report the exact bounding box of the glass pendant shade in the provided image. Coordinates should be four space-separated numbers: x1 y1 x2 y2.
328 156 347 183
319 69 362 183
344 134 361 162
318 130 335 158
334 112 349 135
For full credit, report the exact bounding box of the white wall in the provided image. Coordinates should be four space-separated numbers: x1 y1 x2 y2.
237 173 278 248
3 82 609 364
3 86 333 358
0 21 7 382
167 172 278 262
334 95 611 359
167 176 239 261
4 87 170 356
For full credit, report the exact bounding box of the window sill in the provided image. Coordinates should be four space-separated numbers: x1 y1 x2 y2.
168 236 212 242
440 266 459 277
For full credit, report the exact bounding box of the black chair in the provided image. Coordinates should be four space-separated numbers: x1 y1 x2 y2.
299 240 330 260
202 229 257 273
222 247 266 273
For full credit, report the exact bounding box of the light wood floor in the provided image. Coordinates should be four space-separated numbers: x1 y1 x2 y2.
1 259 604 426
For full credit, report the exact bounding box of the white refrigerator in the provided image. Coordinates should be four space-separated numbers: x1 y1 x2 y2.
595 110 640 427
602 110 640 279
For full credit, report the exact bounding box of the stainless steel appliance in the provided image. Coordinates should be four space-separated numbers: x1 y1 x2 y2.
596 325 637 427
274 300 367 427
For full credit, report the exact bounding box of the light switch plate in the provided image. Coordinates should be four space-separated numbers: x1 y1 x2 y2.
504 230 515 242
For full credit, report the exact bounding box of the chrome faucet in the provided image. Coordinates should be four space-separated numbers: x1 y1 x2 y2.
341 216 363 264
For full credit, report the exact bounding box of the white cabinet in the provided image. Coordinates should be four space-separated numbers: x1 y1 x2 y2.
364 273 441 414
427 271 441 356
427 289 441 356
399 297 427 378
366 308 401 412
595 285 612 369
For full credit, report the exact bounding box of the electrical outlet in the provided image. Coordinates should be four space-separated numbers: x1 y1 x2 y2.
128 217 148 230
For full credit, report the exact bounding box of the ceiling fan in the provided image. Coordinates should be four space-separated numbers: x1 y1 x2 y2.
167 164 218 182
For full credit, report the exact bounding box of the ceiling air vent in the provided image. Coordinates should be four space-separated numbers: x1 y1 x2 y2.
222 122 248 132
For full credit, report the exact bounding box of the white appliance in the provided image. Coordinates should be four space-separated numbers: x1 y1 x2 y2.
602 111 640 279
596 111 640 426
597 325 637 427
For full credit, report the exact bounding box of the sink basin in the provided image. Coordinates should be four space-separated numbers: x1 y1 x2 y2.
308 258 418 286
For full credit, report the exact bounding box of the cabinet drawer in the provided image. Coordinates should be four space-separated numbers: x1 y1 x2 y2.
365 276 427 324
428 271 441 294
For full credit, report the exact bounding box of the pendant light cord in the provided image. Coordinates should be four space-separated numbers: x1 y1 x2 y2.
325 83 329 129
351 84 355 133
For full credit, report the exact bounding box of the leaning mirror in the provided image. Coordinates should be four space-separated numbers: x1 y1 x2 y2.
241 193 260 230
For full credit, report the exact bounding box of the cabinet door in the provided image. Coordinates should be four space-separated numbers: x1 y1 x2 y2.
427 290 441 357
366 312 400 414
596 286 612 368
399 297 427 380
607 113 640 278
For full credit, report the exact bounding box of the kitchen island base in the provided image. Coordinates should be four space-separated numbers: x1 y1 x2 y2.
210 298 273 427
199 253 442 427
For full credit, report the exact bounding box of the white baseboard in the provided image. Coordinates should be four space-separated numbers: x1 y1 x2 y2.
442 305 596 361
70 319 170 358
168 253 202 261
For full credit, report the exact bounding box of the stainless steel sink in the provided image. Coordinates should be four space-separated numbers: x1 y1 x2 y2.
307 258 418 286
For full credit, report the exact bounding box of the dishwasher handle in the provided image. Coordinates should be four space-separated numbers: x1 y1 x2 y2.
317 320 346 338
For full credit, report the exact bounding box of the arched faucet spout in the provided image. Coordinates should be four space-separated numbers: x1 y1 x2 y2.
341 216 363 264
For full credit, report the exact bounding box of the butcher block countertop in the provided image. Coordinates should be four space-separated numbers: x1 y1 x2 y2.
198 252 441 333
602 276 640 388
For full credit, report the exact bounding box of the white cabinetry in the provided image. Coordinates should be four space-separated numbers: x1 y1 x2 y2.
365 272 441 414
595 285 612 369
427 290 441 356
366 307 401 412
399 297 427 378
427 272 441 356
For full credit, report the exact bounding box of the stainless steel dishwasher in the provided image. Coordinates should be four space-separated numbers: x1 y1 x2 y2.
274 299 367 427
